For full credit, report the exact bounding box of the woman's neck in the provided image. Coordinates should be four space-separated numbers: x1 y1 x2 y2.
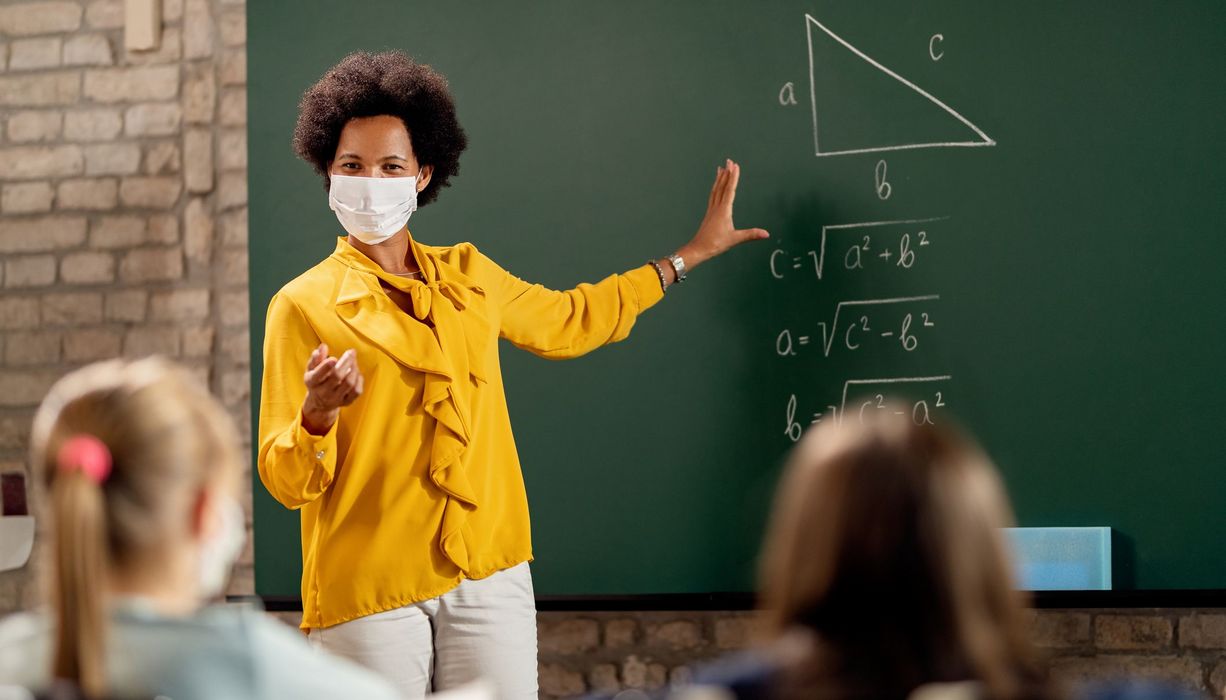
348 228 419 275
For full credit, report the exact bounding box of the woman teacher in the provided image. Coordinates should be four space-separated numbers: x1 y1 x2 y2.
257 51 767 699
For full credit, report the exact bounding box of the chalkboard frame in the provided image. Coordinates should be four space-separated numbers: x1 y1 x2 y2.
245 591 1226 613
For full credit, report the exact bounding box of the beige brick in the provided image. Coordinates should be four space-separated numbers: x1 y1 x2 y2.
219 88 246 126
0 297 40 329
1211 659 1226 698
0 370 62 408
123 102 182 139
219 207 246 247
0 215 87 253
1179 614 1226 649
218 129 246 171
143 141 180 175
182 63 215 124
63 33 112 66
218 11 245 46
604 619 637 649
0 43 8 72
120 247 182 282
217 171 246 209
219 48 245 86
184 197 213 263
104 289 146 322
621 656 648 690
57 177 119 210
63 328 121 362
4 254 56 288
42 292 103 325
63 108 122 141
83 65 179 103
220 290 248 326
148 214 178 243
646 620 703 650
183 130 213 193
9 37 62 71
121 27 180 65
538 664 585 697
221 369 248 405
5 331 60 366
60 251 115 284
1 181 54 214
5 110 63 143
539 618 599 655
183 0 214 59
164 0 184 22
220 248 246 286
1095 615 1172 651
0 417 32 457
231 399 251 444
182 325 215 358
714 615 760 650
0 145 83 179
151 288 210 321
89 215 146 248
83 142 141 176
119 176 182 208
225 563 254 598
1029 611 1091 648
0 2 83 36
123 327 180 357
84 0 122 28
669 666 693 686
0 72 80 107
1050 655 1203 693
124 102 182 137
220 327 248 364
588 664 619 694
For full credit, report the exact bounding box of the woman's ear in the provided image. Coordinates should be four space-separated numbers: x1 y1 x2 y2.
188 487 218 543
416 164 434 193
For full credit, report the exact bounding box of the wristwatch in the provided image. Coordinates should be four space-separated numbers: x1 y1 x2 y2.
666 254 687 283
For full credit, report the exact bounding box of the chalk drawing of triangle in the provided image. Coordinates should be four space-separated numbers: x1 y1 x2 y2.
806 14 995 157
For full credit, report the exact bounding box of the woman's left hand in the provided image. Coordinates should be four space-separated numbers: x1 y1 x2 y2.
676 159 769 270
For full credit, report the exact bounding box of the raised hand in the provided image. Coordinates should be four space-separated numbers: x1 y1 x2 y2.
677 159 769 269
300 343 364 435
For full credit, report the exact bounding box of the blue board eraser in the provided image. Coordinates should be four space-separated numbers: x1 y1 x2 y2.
1004 527 1112 591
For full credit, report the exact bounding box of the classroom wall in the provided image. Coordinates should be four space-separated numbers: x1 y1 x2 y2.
4 3 1226 698
0 0 253 610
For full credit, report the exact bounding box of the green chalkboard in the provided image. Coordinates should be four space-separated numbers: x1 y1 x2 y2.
248 1 1226 599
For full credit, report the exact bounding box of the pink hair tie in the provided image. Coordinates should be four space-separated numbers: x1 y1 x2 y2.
56 435 113 485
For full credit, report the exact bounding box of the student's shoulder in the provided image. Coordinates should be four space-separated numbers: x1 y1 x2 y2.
0 611 50 687
236 610 399 700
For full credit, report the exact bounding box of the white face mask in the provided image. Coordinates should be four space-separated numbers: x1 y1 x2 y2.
328 173 419 245
198 495 246 600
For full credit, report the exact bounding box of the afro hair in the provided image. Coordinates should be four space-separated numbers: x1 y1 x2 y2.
292 51 468 206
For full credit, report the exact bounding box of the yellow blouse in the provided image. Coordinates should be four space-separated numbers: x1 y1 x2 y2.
257 236 664 629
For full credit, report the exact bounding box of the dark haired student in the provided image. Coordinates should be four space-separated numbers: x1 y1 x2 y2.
257 50 768 699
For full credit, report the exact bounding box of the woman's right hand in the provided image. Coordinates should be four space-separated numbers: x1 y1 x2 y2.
301 343 364 435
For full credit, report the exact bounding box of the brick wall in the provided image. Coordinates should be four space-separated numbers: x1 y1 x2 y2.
531 610 1226 699
0 0 252 609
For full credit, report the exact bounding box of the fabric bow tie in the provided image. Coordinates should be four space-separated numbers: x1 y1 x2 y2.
405 279 474 321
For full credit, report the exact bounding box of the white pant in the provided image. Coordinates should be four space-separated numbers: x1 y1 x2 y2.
308 563 538 700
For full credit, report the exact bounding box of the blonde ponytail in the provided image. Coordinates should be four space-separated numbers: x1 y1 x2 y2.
50 469 109 696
